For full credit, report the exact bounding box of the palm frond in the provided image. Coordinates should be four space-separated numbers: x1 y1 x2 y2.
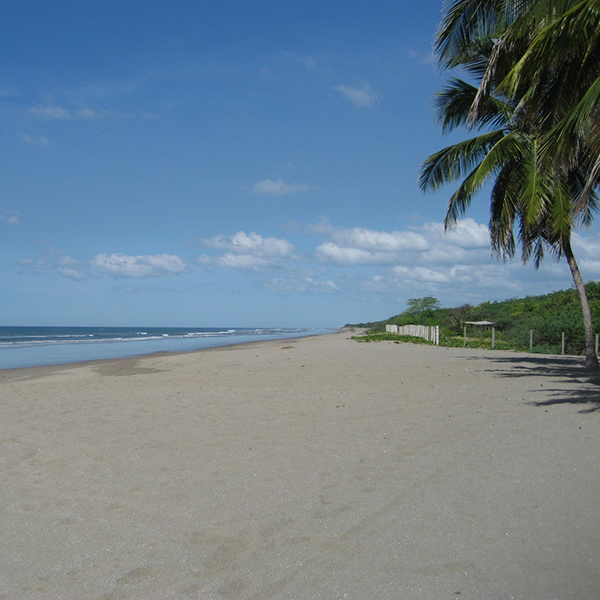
502 0 600 102
419 130 505 192
551 76 600 156
435 0 513 68
444 169 485 225
576 151 600 217
548 177 575 240
434 77 513 132
469 129 527 185
514 135 553 229
489 161 519 258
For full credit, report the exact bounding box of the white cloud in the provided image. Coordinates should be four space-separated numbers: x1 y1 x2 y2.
198 231 297 271
29 102 100 120
19 246 193 281
312 219 429 266
572 230 600 259
408 50 436 65
331 227 428 252
297 55 316 70
90 253 188 278
252 179 313 196
201 231 295 258
315 279 338 291
216 253 267 270
77 107 96 119
29 103 71 119
19 133 50 146
576 259 600 275
111 285 182 294
423 218 490 248
334 83 380 107
311 218 492 268
306 216 576 305
316 242 397 265
393 266 451 283
18 246 88 279
266 276 338 293
57 267 87 280
0 211 20 225
365 262 523 302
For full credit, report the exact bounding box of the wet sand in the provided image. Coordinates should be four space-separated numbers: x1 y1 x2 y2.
1 332 599 599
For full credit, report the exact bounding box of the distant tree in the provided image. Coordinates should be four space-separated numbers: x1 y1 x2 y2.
446 303 474 329
406 296 441 315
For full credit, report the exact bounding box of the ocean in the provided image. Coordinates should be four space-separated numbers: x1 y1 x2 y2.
0 326 331 371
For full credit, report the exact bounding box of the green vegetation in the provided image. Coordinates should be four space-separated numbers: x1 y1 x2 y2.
346 286 600 356
420 0 600 369
351 333 432 345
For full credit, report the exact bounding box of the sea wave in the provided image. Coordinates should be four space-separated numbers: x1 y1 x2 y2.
0 327 309 349
0 326 329 370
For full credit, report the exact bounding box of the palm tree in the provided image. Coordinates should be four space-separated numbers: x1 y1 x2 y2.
497 0 600 369
421 0 600 369
496 0 600 210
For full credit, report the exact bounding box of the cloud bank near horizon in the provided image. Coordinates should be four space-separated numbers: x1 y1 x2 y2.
17 218 600 309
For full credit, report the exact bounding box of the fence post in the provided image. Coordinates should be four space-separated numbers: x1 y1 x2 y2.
463 326 467 348
530 330 533 351
492 327 495 349
562 332 565 355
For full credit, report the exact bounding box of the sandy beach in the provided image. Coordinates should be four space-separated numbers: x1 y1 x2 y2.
1 331 599 599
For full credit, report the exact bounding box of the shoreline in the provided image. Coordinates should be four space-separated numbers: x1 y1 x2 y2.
1 331 341 381
1 332 598 598
0 330 340 379
0 327 337 373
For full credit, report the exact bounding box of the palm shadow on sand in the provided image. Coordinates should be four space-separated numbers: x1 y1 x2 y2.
465 354 600 413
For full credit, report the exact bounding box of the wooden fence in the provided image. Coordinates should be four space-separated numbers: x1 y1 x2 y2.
528 330 600 355
384 325 600 355
386 323 440 345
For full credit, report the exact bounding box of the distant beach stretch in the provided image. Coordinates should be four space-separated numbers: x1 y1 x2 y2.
1 331 599 599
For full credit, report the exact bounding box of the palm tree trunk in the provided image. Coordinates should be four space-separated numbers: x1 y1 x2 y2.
563 238 599 370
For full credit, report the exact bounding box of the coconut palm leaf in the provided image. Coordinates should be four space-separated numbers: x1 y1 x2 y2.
419 130 505 192
435 0 514 68
435 77 513 132
489 160 520 257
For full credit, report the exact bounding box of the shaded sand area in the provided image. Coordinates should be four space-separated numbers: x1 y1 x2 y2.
1 332 599 599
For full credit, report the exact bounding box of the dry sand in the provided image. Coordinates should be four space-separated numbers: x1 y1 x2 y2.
1 331 599 600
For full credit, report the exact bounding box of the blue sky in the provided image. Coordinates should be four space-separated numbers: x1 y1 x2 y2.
1 0 599 328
